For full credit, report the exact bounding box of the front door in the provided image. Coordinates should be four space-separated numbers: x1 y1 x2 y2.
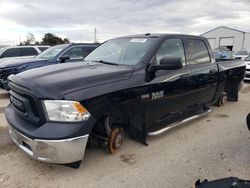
147 38 192 131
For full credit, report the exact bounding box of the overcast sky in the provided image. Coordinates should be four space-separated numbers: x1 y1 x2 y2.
0 0 250 44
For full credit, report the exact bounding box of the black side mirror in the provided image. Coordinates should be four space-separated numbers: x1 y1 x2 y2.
59 55 70 63
149 56 183 72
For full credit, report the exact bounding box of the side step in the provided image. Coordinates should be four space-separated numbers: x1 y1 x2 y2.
147 109 211 136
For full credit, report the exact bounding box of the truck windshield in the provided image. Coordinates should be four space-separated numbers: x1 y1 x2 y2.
84 38 156 65
36 44 68 60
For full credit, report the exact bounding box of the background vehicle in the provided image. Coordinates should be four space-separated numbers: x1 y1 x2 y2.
0 43 99 90
233 50 250 60
213 48 234 61
5 34 245 168
0 45 49 60
244 55 250 81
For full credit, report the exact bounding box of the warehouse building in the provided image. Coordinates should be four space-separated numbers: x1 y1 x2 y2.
201 26 250 51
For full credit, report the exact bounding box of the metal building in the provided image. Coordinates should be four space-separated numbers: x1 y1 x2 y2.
201 26 250 51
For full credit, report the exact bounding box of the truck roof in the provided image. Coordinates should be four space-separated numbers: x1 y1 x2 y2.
116 33 207 40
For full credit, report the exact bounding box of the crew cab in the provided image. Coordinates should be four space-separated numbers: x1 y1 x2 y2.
0 43 98 90
5 34 246 168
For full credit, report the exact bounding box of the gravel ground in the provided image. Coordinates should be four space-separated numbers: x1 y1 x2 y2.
0 84 249 188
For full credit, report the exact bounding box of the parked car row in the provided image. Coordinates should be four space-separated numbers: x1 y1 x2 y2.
0 43 99 90
3 33 246 168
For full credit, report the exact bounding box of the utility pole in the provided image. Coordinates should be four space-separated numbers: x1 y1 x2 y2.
94 28 97 43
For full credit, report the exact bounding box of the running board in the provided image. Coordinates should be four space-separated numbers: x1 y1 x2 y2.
147 109 212 136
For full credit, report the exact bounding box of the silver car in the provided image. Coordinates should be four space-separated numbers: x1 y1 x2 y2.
0 45 50 60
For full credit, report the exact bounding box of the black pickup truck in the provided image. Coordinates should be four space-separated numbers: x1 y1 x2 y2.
5 34 245 168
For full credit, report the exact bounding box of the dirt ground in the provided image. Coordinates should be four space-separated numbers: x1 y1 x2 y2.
0 84 249 188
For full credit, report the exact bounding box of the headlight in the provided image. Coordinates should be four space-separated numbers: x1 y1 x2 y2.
42 100 91 122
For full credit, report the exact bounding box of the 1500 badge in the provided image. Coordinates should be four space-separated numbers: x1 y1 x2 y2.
141 91 164 100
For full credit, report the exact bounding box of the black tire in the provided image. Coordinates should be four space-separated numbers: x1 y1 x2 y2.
247 113 250 131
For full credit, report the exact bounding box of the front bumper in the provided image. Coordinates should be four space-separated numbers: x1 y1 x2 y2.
9 127 89 164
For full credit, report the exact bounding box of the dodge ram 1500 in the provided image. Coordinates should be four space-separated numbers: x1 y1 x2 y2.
5 34 246 168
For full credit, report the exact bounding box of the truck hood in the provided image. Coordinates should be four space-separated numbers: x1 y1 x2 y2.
9 62 134 99
0 58 47 68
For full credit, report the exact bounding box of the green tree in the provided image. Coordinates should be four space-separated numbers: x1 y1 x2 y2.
41 33 70 46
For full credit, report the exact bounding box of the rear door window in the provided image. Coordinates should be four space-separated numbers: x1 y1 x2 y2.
2 48 21 58
20 48 38 56
186 39 210 64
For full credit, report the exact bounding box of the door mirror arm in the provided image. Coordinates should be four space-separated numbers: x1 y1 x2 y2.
145 56 183 82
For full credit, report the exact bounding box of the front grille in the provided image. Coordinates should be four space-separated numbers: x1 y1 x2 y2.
11 90 39 117
10 95 26 113
8 81 45 125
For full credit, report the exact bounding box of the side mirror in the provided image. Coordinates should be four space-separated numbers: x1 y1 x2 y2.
149 56 183 72
59 55 70 63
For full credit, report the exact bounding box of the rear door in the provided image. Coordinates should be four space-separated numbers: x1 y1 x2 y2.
184 38 218 106
147 38 192 131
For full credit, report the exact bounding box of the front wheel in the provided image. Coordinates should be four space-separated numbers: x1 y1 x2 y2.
107 127 124 154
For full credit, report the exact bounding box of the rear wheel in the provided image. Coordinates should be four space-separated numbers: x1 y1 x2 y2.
217 92 227 107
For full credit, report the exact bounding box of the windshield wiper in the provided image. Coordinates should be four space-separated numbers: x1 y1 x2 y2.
91 60 119 66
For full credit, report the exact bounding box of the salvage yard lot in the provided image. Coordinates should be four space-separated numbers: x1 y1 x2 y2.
0 85 250 188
